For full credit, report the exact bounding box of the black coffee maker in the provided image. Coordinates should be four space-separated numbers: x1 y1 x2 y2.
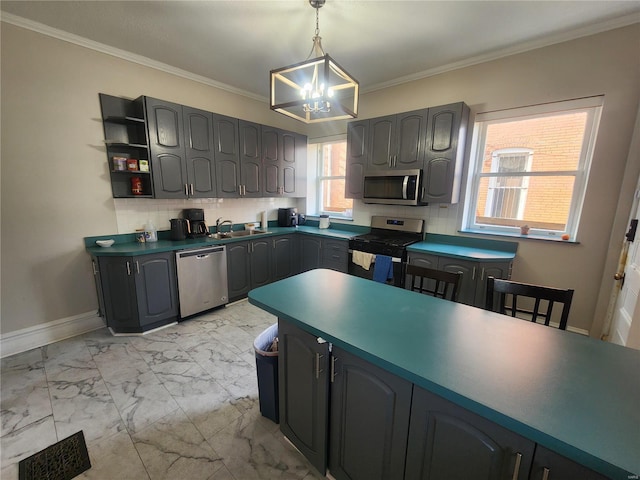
278 208 298 227
183 208 208 238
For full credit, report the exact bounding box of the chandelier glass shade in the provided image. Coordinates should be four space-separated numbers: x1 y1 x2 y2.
270 1 359 124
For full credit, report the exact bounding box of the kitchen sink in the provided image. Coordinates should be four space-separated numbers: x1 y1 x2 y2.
210 230 271 239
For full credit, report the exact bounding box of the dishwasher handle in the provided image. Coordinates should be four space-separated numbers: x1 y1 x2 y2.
177 246 225 259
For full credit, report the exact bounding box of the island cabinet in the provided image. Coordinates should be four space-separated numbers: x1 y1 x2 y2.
97 252 179 333
407 251 512 307
368 109 427 170
226 238 272 302
405 386 535 480
278 319 330 475
329 346 413 480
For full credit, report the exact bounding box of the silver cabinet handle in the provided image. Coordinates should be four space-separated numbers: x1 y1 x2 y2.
184 184 189 196
472 266 477 280
92 261 98 276
330 356 338 383
126 261 131 276
135 261 140 274
315 353 323 379
511 452 522 480
541 467 550 480
190 183 194 196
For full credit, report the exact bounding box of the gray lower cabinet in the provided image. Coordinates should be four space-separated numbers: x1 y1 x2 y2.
407 252 512 307
98 252 179 333
278 320 330 475
405 386 535 480
300 235 348 273
329 346 413 480
272 235 299 281
529 447 608 480
226 238 272 302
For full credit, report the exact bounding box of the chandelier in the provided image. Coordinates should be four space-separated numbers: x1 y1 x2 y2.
270 0 359 124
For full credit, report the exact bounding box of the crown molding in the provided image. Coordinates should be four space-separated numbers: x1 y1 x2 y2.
363 13 640 94
0 12 268 103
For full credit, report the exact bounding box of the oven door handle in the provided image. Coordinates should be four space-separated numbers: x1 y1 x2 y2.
348 250 403 263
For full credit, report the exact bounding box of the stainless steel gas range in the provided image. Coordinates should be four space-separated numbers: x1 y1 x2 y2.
348 216 424 286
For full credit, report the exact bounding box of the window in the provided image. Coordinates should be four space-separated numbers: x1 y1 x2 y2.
463 97 603 240
314 140 353 218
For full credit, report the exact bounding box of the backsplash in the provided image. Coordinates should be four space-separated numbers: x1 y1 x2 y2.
114 197 304 233
114 197 460 235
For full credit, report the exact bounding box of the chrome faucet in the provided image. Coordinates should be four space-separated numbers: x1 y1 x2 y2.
215 218 233 234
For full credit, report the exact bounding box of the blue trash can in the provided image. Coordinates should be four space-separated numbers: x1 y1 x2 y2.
254 323 279 423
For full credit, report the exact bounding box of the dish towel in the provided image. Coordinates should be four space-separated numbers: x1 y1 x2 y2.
373 255 394 283
352 250 375 270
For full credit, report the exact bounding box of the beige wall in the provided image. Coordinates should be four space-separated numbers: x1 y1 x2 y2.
1 21 639 338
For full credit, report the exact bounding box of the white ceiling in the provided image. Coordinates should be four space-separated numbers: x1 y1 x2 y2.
2 1 639 100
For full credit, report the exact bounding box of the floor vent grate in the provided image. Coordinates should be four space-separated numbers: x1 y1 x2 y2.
19 430 91 480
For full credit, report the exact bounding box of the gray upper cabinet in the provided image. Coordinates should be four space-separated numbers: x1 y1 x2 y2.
238 120 263 198
213 113 241 197
263 126 307 198
184 106 217 198
344 102 469 204
345 120 368 199
146 97 189 199
423 102 470 204
368 109 427 170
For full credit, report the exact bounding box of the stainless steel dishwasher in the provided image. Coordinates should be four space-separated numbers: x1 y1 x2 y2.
176 245 228 318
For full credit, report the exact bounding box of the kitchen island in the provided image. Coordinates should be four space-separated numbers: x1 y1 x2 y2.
248 269 639 479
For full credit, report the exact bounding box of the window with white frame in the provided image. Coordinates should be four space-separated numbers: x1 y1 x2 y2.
314 140 353 218
463 97 603 240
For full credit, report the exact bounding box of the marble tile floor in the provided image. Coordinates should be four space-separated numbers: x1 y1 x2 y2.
1 300 325 480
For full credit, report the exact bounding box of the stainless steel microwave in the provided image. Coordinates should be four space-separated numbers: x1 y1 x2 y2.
363 169 425 206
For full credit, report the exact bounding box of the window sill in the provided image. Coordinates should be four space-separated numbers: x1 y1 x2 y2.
459 229 580 244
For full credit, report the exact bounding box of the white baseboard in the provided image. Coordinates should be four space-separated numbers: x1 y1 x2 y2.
0 311 105 359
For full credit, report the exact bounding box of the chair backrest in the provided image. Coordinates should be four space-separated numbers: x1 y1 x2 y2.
406 264 462 301
485 276 574 330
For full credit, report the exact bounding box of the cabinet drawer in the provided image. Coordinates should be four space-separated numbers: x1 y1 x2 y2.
322 240 348 263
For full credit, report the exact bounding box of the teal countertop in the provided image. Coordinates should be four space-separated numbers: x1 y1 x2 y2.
408 233 518 261
248 269 639 478
85 225 362 256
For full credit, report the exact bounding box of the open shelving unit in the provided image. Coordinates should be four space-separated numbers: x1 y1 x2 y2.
99 93 153 198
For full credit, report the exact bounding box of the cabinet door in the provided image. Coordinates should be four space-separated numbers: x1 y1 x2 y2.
99 256 138 332
272 235 300 280
345 120 368 199
239 120 262 197
250 238 272 288
227 241 251 301
405 386 535 480
423 102 469 204
184 106 216 198
437 257 478 306
91 256 106 318
329 346 413 480
300 235 323 272
133 253 179 328
262 126 280 196
476 261 513 309
368 115 395 169
214 114 241 197
529 446 609 480
281 131 306 197
278 320 330 475
146 97 188 198
396 109 427 168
